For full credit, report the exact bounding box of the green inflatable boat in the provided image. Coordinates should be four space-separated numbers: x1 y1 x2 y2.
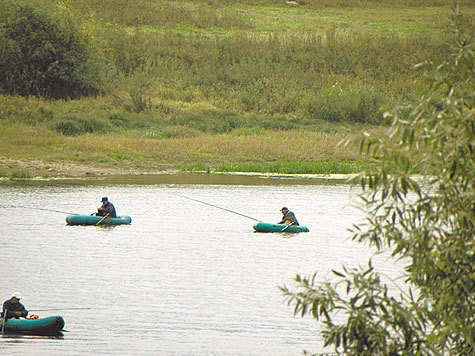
253 222 309 233
66 214 132 225
1 316 65 335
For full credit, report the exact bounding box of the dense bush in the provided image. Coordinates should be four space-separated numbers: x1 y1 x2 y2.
0 0 100 99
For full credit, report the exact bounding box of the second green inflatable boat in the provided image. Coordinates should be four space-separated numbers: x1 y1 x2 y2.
66 214 132 225
253 222 309 233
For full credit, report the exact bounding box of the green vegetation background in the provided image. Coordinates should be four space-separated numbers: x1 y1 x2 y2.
0 0 473 177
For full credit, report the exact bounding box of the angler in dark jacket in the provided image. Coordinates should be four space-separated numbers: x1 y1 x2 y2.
278 207 299 226
2 293 28 320
96 197 117 218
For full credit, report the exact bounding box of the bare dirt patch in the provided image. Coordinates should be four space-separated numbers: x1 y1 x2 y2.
0 157 174 177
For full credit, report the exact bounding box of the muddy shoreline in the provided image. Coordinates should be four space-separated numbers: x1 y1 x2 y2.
0 157 177 178
0 157 357 181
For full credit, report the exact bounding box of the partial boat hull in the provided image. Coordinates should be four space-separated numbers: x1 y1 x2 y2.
2 316 65 335
253 222 309 233
66 214 132 225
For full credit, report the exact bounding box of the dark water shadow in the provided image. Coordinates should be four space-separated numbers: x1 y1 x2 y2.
1 331 64 340
0 172 352 187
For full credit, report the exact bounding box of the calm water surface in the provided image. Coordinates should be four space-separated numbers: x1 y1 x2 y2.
0 173 400 355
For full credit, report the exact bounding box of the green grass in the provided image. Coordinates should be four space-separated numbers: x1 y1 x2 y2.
0 0 473 176
1 170 35 179
182 159 378 175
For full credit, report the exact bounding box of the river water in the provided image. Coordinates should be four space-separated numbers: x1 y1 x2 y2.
0 173 401 355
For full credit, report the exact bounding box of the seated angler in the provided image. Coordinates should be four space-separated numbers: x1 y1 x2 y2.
2 293 28 320
278 207 299 226
96 197 117 218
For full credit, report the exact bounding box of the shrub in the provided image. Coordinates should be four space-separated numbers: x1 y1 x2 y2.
107 111 130 128
0 0 100 99
50 114 111 136
125 73 153 113
50 119 82 136
305 84 386 124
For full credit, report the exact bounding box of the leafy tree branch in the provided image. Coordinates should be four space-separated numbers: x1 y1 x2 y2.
281 9 474 356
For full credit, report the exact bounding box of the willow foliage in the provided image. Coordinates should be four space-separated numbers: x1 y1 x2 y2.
280 10 474 356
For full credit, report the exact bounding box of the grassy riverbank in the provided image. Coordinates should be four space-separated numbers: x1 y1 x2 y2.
0 121 380 177
1 0 472 178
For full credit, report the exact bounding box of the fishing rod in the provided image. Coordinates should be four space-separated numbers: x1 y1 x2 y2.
173 194 262 222
28 307 92 312
1 204 78 215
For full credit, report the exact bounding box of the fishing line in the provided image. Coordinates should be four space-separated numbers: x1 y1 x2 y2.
28 307 92 312
173 194 261 222
1 204 78 215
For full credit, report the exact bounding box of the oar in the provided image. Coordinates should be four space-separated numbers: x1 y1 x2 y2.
96 212 110 225
173 194 262 222
281 222 294 232
1 309 5 335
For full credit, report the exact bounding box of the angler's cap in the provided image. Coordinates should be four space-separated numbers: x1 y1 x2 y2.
11 292 21 300
101 197 108 202
281 207 288 211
